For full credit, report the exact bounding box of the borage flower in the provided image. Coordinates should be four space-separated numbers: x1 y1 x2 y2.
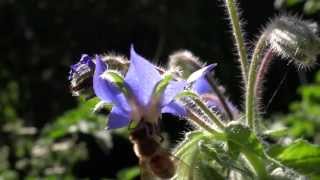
94 46 186 129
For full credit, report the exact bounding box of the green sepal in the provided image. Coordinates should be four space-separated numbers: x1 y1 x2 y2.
100 70 129 95
176 90 199 99
153 73 173 97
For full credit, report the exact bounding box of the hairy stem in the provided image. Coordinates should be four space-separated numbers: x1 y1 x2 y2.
178 91 225 130
242 150 269 179
173 132 205 157
205 74 234 120
193 98 225 129
187 109 221 135
254 48 274 103
224 0 249 82
246 33 268 131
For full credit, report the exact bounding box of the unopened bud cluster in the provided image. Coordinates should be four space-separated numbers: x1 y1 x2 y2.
266 16 320 68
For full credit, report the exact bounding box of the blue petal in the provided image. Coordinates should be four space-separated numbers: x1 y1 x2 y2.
187 64 217 95
161 101 186 117
93 56 130 111
124 46 162 107
160 79 187 107
192 76 213 94
107 107 131 129
187 64 217 83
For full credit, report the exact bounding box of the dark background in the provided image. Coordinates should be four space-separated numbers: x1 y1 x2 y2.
1 0 319 178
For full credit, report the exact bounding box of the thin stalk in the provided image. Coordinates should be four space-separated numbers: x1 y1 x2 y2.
173 132 205 157
187 109 221 135
191 97 225 130
254 48 274 99
178 91 225 129
205 74 234 120
246 33 268 131
224 0 249 82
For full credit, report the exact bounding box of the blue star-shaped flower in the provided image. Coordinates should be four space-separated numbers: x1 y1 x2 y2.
93 46 187 129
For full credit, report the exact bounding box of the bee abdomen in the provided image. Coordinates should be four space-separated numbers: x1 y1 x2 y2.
149 152 176 179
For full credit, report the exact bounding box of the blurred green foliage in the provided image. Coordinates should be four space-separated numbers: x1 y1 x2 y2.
0 96 113 179
278 71 320 143
275 0 320 14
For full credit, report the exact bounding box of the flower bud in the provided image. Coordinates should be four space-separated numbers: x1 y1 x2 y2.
101 54 129 74
168 50 203 79
266 16 320 68
69 54 95 98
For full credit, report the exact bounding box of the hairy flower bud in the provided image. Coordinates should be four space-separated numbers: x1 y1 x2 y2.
168 50 203 79
69 54 95 98
266 16 320 68
101 54 129 74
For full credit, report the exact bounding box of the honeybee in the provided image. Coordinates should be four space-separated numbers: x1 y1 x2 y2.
129 121 178 180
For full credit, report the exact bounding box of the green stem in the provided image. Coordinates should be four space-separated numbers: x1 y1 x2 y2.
191 98 225 130
177 91 225 130
242 150 269 180
187 109 221 135
254 48 274 99
174 132 205 157
224 0 249 82
246 33 268 131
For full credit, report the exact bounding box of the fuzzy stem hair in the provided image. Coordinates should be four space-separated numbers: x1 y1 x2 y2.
224 0 249 83
245 33 268 131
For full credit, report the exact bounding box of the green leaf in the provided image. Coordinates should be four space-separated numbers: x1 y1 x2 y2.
270 139 320 176
304 0 320 14
42 98 104 139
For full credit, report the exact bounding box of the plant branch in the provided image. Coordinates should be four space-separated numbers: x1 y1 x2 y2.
186 109 221 135
224 0 249 82
245 33 268 131
242 149 269 179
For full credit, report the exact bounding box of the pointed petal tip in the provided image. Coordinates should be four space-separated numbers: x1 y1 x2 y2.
125 44 162 106
187 63 217 83
130 44 136 56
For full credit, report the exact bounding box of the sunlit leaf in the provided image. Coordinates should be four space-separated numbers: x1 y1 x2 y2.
270 139 320 176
